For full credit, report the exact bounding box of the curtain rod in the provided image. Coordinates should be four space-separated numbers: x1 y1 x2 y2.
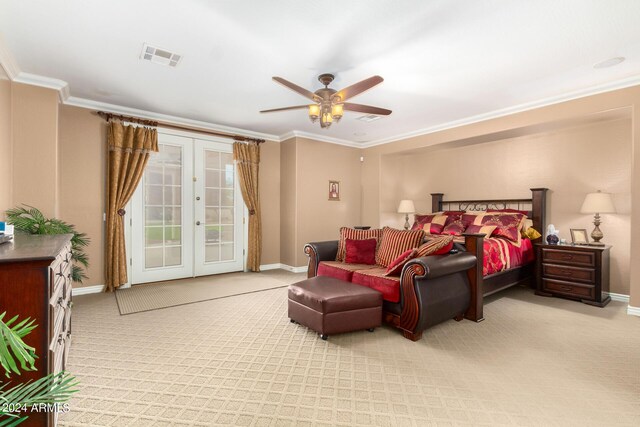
96 111 265 144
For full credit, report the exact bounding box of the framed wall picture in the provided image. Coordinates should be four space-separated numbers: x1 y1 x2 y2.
328 180 340 201
570 228 589 245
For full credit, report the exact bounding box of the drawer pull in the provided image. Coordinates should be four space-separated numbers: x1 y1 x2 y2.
560 286 572 291
561 254 573 260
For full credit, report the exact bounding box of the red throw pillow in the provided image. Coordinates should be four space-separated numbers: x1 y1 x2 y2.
415 235 454 257
376 227 425 267
465 224 498 237
442 213 473 236
385 249 417 276
336 227 382 262
345 238 377 265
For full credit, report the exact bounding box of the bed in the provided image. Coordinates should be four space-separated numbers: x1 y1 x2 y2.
430 188 548 321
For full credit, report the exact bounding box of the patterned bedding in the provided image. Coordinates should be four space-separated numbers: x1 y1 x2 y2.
482 237 534 276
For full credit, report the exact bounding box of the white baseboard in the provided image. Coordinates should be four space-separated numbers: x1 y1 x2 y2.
259 263 283 271
627 305 640 317
72 284 104 296
259 263 307 273
279 264 308 274
609 292 630 303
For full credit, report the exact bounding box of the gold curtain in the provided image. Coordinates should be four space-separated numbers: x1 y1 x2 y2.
105 122 158 291
233 141 262 271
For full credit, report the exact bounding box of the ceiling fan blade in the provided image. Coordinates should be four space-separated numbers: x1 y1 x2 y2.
272 77 318 101
260 105 310 113
343 102 392 115
334 76 384 102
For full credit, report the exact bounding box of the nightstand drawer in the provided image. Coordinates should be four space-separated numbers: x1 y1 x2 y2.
541 248 595 267
542 279 595 300
542 264 595 284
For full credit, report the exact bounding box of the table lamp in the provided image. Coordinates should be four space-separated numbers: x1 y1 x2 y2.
397 200 415 230
580 190 616 246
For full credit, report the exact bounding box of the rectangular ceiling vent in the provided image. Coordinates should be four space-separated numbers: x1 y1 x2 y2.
140 43 182 67
356 114 383 123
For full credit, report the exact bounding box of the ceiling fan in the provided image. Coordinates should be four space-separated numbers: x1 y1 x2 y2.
260 73 391 128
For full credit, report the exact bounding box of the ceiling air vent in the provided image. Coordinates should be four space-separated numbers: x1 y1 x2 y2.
356 114 383 123
140 43 182 67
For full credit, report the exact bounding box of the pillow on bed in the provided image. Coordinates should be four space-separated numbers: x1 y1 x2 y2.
376 227 425 267
487 208 529 216
411 213 445 233
442 213 473 236
336 227 382 262
522 227 542 240
421 215 447 235
465 224 498 237
479 213 526 246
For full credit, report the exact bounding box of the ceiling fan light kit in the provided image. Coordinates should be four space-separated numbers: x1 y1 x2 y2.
261 73 391 129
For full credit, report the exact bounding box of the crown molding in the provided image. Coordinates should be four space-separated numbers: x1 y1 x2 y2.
65 96 280 142
0 34 20 80
278 130 361 148
13 72 70 102
361 74 640 148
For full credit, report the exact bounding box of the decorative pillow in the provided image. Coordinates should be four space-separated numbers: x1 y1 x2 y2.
421 215 447 235
411 213 435 231
415 235 454 257
336 228 382 262
375 227 425 268
479 213 526 245
487 208 529 216
384 249 417 276
522 227 542 240
464 224 498 237
442 213 473 236
345 238 377 265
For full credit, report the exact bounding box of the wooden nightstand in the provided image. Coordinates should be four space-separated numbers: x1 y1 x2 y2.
535 243 611 307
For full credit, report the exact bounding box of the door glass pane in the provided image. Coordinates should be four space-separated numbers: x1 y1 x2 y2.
202 148 235 264
142 143 184 269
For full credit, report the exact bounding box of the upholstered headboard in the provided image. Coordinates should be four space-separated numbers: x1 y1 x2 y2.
430 188 548 236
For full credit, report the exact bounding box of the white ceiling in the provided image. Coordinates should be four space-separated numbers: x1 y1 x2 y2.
2 0 640 145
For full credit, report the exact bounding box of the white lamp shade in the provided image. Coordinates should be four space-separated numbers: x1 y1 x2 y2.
580 191 616 214
397 200 415 214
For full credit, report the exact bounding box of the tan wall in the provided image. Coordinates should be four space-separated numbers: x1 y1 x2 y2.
58 105 106 287
258 140 280 265
363 85 640 306
385 119 631 295
11 83 59 218
279 138 297 266
0 66 11 219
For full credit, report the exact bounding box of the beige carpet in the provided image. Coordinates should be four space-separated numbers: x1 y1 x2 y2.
61 271 640 426
115 270 305 315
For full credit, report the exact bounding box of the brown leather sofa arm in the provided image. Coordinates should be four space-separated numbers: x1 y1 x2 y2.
304 240 339 278
398 252 477 341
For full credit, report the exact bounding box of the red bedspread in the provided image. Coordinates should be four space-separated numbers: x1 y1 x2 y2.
483 237 534 276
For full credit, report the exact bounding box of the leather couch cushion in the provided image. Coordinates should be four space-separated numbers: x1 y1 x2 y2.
317 261 377 282
288 276 382 313
352 268 401 303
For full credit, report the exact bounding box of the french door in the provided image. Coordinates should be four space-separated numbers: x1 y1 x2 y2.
130 132 245 285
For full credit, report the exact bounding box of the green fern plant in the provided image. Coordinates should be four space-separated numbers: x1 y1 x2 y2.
5 206 90 284
0 313 78 426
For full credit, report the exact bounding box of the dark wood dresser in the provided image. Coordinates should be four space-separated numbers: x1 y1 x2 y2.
0 233 74 426
535 243 611 307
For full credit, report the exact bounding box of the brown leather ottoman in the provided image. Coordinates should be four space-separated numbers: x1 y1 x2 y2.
288 276 383 340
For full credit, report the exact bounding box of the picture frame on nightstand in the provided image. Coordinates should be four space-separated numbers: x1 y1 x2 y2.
570 228 589 245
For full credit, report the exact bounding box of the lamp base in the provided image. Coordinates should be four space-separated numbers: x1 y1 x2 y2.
403 214 410 230
588 242 605 247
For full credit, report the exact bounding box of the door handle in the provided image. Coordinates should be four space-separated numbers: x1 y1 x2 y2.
196 221 201 225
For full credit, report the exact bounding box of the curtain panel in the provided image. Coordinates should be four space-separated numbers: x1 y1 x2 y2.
105 122 158 291
233 142 262 271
